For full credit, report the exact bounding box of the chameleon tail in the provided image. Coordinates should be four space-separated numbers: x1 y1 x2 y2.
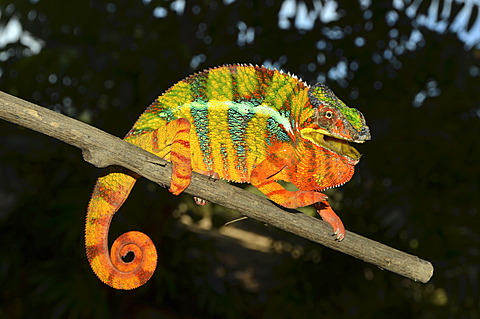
85 170 157 290
84 118 191 289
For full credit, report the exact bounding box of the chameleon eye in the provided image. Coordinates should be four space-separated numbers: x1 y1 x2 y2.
325 111 333 119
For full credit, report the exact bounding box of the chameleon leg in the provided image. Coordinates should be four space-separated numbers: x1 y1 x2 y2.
315 202 346 241
164 118 192 195
250 145 327 208
85 170 157 290
251 144 346 241
140 118 192 194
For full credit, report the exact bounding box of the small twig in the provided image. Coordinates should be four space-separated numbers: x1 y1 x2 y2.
224 216 249 227
0 91 434 283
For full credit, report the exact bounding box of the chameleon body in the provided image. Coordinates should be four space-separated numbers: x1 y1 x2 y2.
85 64 370 290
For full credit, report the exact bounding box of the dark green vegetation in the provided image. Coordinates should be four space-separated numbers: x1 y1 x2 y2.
1 1 479 318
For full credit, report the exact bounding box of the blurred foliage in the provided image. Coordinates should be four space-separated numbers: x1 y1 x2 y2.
0 0 479 318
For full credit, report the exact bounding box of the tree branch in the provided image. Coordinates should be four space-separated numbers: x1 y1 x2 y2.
0 91 434 283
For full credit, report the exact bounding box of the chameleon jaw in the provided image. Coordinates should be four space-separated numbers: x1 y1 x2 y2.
300 128 362 161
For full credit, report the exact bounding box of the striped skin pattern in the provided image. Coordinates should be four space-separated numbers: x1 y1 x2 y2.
85 64 370 290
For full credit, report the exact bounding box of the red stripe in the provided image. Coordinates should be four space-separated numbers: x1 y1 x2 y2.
151 134 159 151
173 171 191 180
170 179 189 190
170 151 189 163
86 242 104 260
264 189 288 197
175 128 190 135
254 180 275 189
173 139 190 147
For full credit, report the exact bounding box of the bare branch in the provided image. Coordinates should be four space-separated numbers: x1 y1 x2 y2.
0 91 434 283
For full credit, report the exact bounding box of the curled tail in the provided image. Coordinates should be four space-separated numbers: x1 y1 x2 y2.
85 169 157 290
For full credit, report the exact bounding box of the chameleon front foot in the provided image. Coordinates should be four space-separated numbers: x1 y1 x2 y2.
315 202 346 241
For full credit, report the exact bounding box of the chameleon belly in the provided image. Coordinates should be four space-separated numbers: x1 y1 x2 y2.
86 64 370 290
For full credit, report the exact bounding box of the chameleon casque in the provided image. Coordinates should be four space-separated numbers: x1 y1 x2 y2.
85 64 371 290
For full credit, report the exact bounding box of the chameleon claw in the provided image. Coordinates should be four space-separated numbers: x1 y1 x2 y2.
193 171 220 206
333 228 345 241
194 197 208 206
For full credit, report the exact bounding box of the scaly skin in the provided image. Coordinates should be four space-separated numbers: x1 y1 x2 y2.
85 64 371 289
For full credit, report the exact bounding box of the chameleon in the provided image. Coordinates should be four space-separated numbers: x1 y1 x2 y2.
85 64 370 290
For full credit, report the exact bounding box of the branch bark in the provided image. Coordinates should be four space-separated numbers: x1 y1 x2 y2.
0 91 434 283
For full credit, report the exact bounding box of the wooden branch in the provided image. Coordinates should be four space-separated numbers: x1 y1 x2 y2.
0 91 434 283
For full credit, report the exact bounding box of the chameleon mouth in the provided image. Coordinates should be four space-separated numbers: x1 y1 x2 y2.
321 134 361 161
301 129 362 161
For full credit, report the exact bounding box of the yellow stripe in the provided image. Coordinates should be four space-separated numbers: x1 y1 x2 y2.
127 130 164 156
85 219 106 246
264 72 298 110
235 65 259 97
111 274 142 290
292 89 311 125
207 101 236 179
86 196 110 220
160 80 193 109
245 113 269 170
89 254 108 278
207 67 233 101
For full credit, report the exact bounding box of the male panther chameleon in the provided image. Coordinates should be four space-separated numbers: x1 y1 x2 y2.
85 64 370 290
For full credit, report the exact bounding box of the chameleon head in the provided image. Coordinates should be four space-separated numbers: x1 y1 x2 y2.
301 83 371 162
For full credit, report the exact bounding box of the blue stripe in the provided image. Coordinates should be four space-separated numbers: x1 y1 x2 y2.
266 117 290 145
190 106 212 169
227 107 254 172
159 108 175 122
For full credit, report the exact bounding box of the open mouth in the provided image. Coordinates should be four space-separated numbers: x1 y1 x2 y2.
301 129 362 161
321 135 361 160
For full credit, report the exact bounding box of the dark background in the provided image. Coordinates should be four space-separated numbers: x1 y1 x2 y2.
1 1 479 318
